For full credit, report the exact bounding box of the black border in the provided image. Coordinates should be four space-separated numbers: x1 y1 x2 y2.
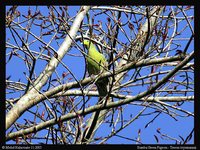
1 1 198 149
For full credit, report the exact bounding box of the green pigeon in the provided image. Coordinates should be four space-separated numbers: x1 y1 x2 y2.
82 40 109 97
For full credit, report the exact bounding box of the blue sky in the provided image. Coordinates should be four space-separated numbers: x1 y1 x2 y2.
6 6 194 144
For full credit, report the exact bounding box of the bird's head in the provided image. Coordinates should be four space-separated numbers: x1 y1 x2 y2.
82 40 93 49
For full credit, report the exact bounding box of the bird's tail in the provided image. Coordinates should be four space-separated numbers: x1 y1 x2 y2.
96 77 109 99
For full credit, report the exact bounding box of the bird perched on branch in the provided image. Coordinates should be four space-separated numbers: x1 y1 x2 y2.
81 39 110 144
83 39 109 98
